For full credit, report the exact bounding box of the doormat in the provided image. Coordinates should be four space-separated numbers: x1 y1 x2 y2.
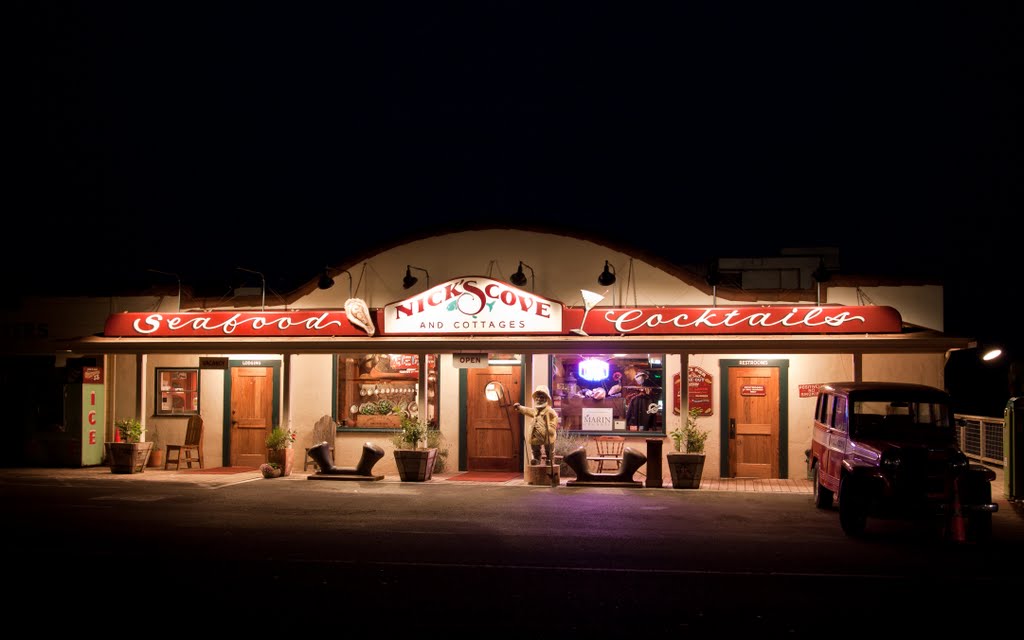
447 472 521 483
179 466 259 474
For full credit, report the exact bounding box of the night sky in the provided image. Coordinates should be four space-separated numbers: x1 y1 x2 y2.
12 3 1021 361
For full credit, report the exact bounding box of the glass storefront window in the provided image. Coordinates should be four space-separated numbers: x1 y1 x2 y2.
155 368 200 416
336 354 438 430
550 354 665 434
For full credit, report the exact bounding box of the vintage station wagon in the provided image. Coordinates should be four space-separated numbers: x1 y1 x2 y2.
808 382 998 540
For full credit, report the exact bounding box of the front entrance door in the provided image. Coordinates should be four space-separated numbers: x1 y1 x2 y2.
466 366 522 472
230 366 275 467
726 366 780 478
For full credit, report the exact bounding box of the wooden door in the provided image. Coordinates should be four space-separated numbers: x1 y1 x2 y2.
727 366 780 478
230 366 274 467
466 367 522 472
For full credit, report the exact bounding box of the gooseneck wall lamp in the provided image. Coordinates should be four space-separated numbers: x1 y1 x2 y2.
317 268 334 290
236 267 266 311
598 260 616 287
705 260 720 307
812 257 831 306
403 265 430 290
318 267 353 297
147 268 182 312
510 261 535 290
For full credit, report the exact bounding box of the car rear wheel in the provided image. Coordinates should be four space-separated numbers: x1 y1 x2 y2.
966 512 992 543
813 464 833 509
839 476 867 536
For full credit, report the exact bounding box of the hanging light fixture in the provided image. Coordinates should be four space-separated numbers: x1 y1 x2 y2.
510 261 535 290
598 260 616 286
403 265 430 290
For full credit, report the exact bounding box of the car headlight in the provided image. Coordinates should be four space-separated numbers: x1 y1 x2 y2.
881 451 901 471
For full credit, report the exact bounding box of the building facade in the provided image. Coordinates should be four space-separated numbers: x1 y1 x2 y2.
4 229 968 481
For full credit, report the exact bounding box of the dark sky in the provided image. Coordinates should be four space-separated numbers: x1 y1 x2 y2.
11 2 1022 352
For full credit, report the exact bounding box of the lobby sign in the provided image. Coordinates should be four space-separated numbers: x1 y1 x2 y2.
382 276 564 335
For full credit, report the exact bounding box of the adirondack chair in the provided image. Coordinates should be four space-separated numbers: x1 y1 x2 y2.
304 415 337 471
164 414 204 470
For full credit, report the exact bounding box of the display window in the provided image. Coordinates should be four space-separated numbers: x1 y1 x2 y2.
550 353 665 433
155 368 200 416
336 354 438 429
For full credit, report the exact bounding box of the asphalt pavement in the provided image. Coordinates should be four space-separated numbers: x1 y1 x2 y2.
2 465 1021 636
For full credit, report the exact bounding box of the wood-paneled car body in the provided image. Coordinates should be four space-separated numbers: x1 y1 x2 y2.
809 382 998 540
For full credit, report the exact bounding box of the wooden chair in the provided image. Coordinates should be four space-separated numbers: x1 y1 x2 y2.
593 435 625 472
304 415 337 471
165 414 204 470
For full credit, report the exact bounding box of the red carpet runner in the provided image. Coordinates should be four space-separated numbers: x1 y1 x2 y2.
446 472 521 482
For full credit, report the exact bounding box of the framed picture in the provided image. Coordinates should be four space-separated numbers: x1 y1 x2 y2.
155 368 200 416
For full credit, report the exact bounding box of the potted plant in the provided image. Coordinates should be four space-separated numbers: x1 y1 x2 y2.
391 416 437 482
106 417 154 474
424 428 450 474
145 424 164 468
259 462 283 479
666 407 709 489
265 426 296 476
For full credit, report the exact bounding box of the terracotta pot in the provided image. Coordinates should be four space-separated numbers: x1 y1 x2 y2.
147 447 164 468
267 447 294 477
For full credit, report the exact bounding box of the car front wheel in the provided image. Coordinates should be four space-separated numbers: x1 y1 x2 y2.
839 476 867 536
813 464 834 509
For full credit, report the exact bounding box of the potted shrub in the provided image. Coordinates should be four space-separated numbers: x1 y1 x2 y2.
145 424 164 468
424 428 450 474
265 426 296 476
666 407 709 489
106 417 154 474
391 416 437 481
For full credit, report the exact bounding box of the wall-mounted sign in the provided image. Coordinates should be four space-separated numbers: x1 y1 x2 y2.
741 384 766 396
688 366 713 416
453 353 487 368
382 276 564 335
104 311 367 338
200 357 229 369
582 407 614 431
564 305 903 336
799 383 823 398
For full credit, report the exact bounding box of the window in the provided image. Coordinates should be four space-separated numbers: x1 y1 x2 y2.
550 353 665 434
336 354 439 430
155 368 200 416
